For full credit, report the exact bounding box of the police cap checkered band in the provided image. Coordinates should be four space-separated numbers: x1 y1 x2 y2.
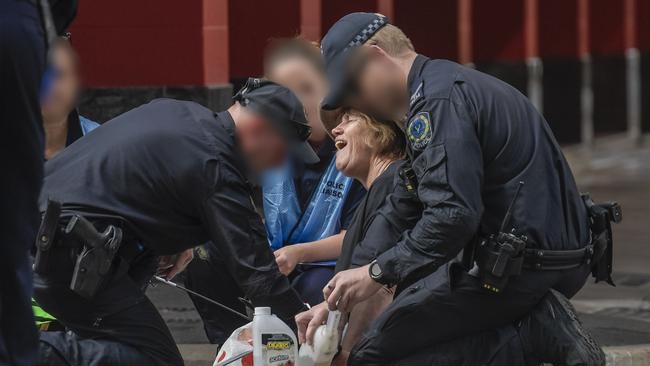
345 16 387 51
320 13 391 110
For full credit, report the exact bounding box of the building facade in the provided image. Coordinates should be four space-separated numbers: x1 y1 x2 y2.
70 0 650 144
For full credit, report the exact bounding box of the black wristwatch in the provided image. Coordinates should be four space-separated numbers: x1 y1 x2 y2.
368 259 384 283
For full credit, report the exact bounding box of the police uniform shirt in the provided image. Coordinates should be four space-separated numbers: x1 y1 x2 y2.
375 55 590 285
40 99 296 299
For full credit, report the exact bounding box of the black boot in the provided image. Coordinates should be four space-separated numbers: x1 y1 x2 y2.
517 289 605 366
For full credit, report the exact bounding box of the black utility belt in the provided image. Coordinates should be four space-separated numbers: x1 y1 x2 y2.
522 245 595 271
35 200 130 299
474 239 597 294
474 194 620 294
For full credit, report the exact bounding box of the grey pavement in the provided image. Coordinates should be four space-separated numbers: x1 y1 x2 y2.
564 135 650 364
149 134 650 364
564 135 650 348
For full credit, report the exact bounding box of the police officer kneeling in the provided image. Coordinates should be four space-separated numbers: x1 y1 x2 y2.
34 79 315 365
307 13 622 365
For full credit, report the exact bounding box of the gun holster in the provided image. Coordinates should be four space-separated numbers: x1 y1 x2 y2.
66 215 123 299
582 194 622 286
34 199 63 274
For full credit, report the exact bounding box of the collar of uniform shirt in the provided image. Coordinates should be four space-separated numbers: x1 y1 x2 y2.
407 54 429 98
216 110 237 138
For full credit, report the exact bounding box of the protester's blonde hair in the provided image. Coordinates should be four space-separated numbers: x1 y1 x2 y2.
366 23 415 57
346 109 406 160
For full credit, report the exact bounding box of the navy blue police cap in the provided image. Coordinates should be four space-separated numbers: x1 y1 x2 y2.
320 12 389 110
234 78 319 164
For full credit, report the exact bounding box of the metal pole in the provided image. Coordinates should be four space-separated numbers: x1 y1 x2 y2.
626 47 642 145
153 276 251 321
580 54 594 146
527 57 544 113
578 0 593 147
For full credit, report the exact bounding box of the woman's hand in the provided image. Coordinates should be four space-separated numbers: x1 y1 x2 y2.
157 248 194 280
295 301 329 345
274 245 304 276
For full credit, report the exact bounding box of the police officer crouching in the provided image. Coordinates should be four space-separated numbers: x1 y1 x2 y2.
307 13 622 365
34 79 315 365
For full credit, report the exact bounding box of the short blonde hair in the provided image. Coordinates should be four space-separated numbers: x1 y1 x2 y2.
345 110 406 160
366 23 414 57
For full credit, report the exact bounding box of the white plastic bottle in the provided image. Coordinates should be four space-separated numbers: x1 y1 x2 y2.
252 307 298 366
297 311 341 366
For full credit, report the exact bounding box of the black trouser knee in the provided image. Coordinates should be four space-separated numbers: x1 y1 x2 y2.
38 331 158 366
34 244 183 365
349 262 590 365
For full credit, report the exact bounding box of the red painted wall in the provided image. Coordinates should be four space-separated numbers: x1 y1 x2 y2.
321 0 378 34
228 0 301 79
590 0 624 55
394 0 458 60
473 0 525 62
203 0 230 85
539 0 578 58
69 0 229 87
69 0 645 87
638 0 650 51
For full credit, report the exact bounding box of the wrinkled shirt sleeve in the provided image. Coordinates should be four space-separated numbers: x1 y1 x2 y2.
199 160 298 301
351 169 423 268
376 88 484 284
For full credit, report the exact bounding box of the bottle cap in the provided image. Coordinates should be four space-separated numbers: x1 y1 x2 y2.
254 307 271 316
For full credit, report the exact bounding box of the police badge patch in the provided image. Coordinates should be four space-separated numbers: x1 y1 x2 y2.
407 112 432 150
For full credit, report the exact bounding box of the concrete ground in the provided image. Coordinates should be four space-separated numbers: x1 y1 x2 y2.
149 134 650 365
564 135 650 364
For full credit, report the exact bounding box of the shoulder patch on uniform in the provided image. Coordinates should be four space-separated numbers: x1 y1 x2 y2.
407 112 432 150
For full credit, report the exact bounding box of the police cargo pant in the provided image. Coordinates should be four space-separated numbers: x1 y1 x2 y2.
33 241 184 366
348 261 591 366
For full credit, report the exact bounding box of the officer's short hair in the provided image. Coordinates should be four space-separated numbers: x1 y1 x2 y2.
350 110 406 160
366 23 414 57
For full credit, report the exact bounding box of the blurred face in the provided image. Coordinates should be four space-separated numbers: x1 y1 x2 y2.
331 112 374 180
41 43 80 121
238 113 289 172
267 57 328 143
346 46 409 122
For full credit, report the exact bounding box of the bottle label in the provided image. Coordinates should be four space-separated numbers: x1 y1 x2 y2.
261 333 295 366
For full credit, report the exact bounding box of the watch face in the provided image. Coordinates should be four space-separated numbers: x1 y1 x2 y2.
370 262 382 278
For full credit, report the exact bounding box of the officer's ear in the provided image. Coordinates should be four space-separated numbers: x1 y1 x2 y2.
365 44 391 62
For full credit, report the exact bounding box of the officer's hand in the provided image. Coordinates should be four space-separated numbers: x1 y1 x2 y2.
323 264 382 313
295 301 329 345
160 249 194 280
274 246 302 276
